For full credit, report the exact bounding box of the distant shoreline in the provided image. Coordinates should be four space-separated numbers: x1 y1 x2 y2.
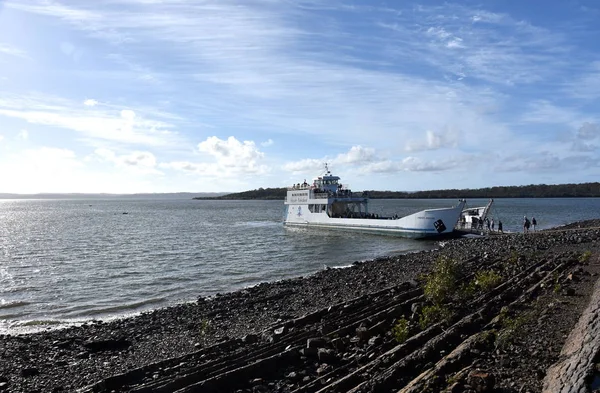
0 192 227 200
3 181 600 200
193 182 600 200
193 195 600 201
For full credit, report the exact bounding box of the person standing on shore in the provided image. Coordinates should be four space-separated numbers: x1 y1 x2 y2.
491 218 495 232
523 216 530 233
532 217 537 232
498 220 503 233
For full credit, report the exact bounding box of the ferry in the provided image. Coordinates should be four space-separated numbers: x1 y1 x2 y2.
283 165 466 239
457 199 494 231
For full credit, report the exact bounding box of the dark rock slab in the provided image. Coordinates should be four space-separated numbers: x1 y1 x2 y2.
543 273 600 393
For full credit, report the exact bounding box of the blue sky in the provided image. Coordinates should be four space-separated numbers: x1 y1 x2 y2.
0 0 599 193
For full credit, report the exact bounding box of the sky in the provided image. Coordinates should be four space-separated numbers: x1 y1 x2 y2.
0 0 599 194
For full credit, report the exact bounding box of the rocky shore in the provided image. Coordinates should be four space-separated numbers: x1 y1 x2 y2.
2 220 600 392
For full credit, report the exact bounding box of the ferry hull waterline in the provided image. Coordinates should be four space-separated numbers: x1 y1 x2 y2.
283 165 466 239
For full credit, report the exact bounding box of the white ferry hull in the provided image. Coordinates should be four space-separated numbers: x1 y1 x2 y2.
284 201 465 239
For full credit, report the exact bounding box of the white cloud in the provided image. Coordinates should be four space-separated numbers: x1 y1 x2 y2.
498 151 562 173
93 148 160 174
283 146 376 174
2 1 511 151
0 43 29 59
106 53 160 83
426 27 452 40
0 135 4 143
357 160 399 174
17 129 29 140
471 11 505 24
0 147 82 193
376 4 567 86
571 140 597 152
576 122 600 140
521 100 584 126
159 136 269 177
565 61 600 100
405 130 460 152
0 94 180 147
1 1 598 191
159 161 209 173
570 122 600 152
197 136 267 174
334 145 376 164
122 151 156 167
94 148 116 162
283 158 326 173
84 99 98 106
283 145 471 178
59 41 83 61
121 109 136 121
446 38 465 49
0 0 535 165
0 146 176 193
398 156 461 172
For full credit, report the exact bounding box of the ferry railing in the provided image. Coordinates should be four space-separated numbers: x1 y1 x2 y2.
287 185 312 191
285 185 316 203
284 187 361 202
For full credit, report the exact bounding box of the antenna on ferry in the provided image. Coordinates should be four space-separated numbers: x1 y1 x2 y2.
324 162 330 174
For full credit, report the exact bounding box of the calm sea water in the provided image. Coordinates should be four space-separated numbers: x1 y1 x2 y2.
1 197 598 334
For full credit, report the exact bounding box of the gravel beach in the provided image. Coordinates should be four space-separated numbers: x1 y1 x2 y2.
2 220 600 392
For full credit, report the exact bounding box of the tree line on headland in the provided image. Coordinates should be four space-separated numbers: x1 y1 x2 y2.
193 182 600 200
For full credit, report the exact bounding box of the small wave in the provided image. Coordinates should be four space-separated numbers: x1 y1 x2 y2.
0 300 31 310
235 221 280 227
21 319 64 327
76 297 166 317
329 264 353 270
2 318 87 335
0 313 23 320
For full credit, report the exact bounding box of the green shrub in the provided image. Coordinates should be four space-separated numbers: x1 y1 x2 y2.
419 304 454 330
199 319 211 336
392 317 410 343
553 282 561 294
494 309 530 349
552 271 561 294
475 270 502 291
579 250 592 263
423 256 458 304
458 280 478 300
